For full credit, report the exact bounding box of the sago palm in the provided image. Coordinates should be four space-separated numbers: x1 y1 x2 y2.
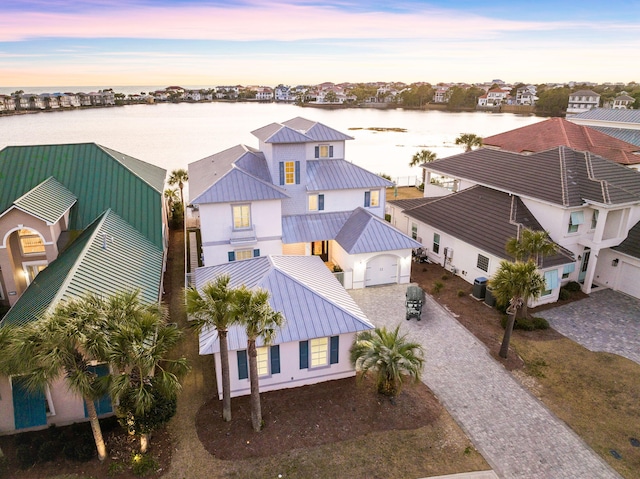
350 325 424 397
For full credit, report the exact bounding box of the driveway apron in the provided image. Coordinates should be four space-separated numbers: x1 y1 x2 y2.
349 284 621 479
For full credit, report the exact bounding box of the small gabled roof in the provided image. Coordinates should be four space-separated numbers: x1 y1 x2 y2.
251 117 354 144
426 146 640 207
307 159 393 190
1 209 163 327
335 208 421 254
283 117 354 141
613 220 640 259
195 255 373 354
570 89 599 97
282 211 352 243
483 118 640 165
251 123 310 143
191 167 289 205
11 177 77 224
615 95 634 101
403 185 573 268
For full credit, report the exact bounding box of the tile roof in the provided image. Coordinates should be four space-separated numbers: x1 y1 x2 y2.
335 208 422 254
191 167 289 204
306 159 393 190
483 118 640 165
569 90 599 97
387 197 438 210
195 255 373 354
11 177 77 224
402 186 573 267
426 146 640 207
0 143 165 248
569 108 640 124
613 220 640 259
282 211 352 243
2 209 163 327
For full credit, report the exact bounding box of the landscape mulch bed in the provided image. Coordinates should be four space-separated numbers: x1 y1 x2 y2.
196 376 441 461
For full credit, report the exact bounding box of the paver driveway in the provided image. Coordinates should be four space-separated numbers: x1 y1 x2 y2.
349 284 621 479
538 288 640 365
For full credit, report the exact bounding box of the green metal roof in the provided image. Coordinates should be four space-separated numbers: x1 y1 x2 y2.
1 209 164 327
0 143 166 248
12 176 77 224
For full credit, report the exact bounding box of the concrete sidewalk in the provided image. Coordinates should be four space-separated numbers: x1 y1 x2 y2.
350 284 621 479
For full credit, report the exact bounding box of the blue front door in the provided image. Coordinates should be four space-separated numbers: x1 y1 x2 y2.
84 364 113 417
12 376 47 430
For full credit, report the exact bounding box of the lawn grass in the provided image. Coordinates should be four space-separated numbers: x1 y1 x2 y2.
511 335 640 478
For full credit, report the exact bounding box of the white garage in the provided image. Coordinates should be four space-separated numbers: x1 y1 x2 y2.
365 254 398 286
618 262 640 299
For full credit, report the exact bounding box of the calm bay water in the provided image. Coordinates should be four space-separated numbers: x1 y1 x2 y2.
0 101 543 188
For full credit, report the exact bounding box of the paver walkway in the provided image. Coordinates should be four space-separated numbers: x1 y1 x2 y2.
538 288 640 365
350 284 621 479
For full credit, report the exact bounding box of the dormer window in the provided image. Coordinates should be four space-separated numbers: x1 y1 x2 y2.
315 145 334 158
18 229 45 255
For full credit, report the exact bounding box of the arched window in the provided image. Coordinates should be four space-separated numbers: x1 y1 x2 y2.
18 229 45 255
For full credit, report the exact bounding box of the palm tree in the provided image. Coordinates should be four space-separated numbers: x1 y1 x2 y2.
236 287 285 432
5 294 111 461
408 149 436 188
489 260 545 359
168 168 189 206
505 228 558 267
350 325 424 397
455 133 483 152
164 187 179 215
185 275 238 422
107 291 189 453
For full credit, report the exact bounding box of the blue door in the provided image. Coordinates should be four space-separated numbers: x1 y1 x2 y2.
12 376 47 430
84 364 113 417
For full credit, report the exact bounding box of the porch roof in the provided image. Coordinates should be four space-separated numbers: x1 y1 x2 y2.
11 176 77 224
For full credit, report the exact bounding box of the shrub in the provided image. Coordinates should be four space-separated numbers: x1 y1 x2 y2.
500 315 549 331
457 289 465 297
63 434 95 462
565 281 581 292
432 281 444 293
131 453 159 476
559 288 571 300
37 440 60 463
532 317 550 329
16 444 35 470
441 274 449 280
384 213 391 222
332 264 343 273
108 462 127 476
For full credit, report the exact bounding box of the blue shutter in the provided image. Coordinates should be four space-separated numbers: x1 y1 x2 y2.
544 270 559 290
279 162 285 185
12 377 47 430
563 263 576 274
237 350 248 380
253 249 260 257
318 194 324 211
330 336 339 364
364 191 371 207
295 161 300 184
299 341 309 369
270 345 280 374
228 251 235 262
84 365 113 417
329 145 334 157
314 146 319 158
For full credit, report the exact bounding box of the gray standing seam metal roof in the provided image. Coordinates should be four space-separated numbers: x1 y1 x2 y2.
12 176 77 224
251 123 311 143
613 220 640 259
252 118 354 143
194 255 373 354
569 108 640 124
589 127 640 147
191 167 289 205
402 185 573 267
426 146 640 207
283 117 354 141
282 211 352 243
306 159 393 191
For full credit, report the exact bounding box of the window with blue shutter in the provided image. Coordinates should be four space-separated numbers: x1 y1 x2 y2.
318 194 324 211
295 161 300 184
364 191 371 207
562 263 575 278
314 146 319 158
237 350 248 379
543 270 559 296
228 251 235 262
253 249 260 257
299 340 309 369
270 345 280 374
330 336 339 364
279 162 285 185
329 145 334 157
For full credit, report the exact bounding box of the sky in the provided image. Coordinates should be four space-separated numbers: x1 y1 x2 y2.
1 0 639 88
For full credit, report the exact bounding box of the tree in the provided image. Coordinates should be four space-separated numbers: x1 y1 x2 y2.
168 169 189 207
489 260 545 358
505 228 558 267
164 187 180 224
107 291 189 453
5 294 112 461
536 87 570 116
350 325 424 397
236 287 285 432
455 133 483 152
409 149 436 188
324 90 338 103
185 276 238 422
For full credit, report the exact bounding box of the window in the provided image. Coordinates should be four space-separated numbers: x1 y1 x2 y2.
256 347 269 376
433 233 440 254
23 261 48 285
568 211 584 233
308 194 324 211
591 210 599 230
562 263 575 279
228 249 260 262
237 345 280 379
18 229 45 255
411 223 418 240
364 190 380 208
279 161 300 185
232 204 250 229
477 254 489 272
543 270 559 296
299 336 339 369
315 145 334 158
310 337 328 367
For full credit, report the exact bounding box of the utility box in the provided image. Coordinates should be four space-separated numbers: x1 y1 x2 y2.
473 277 487 299
484 285 496 307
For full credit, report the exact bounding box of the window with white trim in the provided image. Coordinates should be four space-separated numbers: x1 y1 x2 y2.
562 263 575 279
411 223 418 240
543 270 559 296
370 190 380 207
235 249 253 261
309 193 325 211
591 210 599 230
256 347 269 376
568 211 584 234
18 229 45 255
23 260 48 285
315 145 334 158
232 204 250 230
433 233 440 254
284 161 295 184
310 337 329 367
477 254 489 272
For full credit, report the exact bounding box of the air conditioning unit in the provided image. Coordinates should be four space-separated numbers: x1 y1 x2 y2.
446 248 454 259
451 266 458 274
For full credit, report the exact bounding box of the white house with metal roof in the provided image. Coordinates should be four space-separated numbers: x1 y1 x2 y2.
188 118 420 289
195 255 374 399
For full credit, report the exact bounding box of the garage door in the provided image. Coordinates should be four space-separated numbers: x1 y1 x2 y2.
619 262 640 299
365 255 398 287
